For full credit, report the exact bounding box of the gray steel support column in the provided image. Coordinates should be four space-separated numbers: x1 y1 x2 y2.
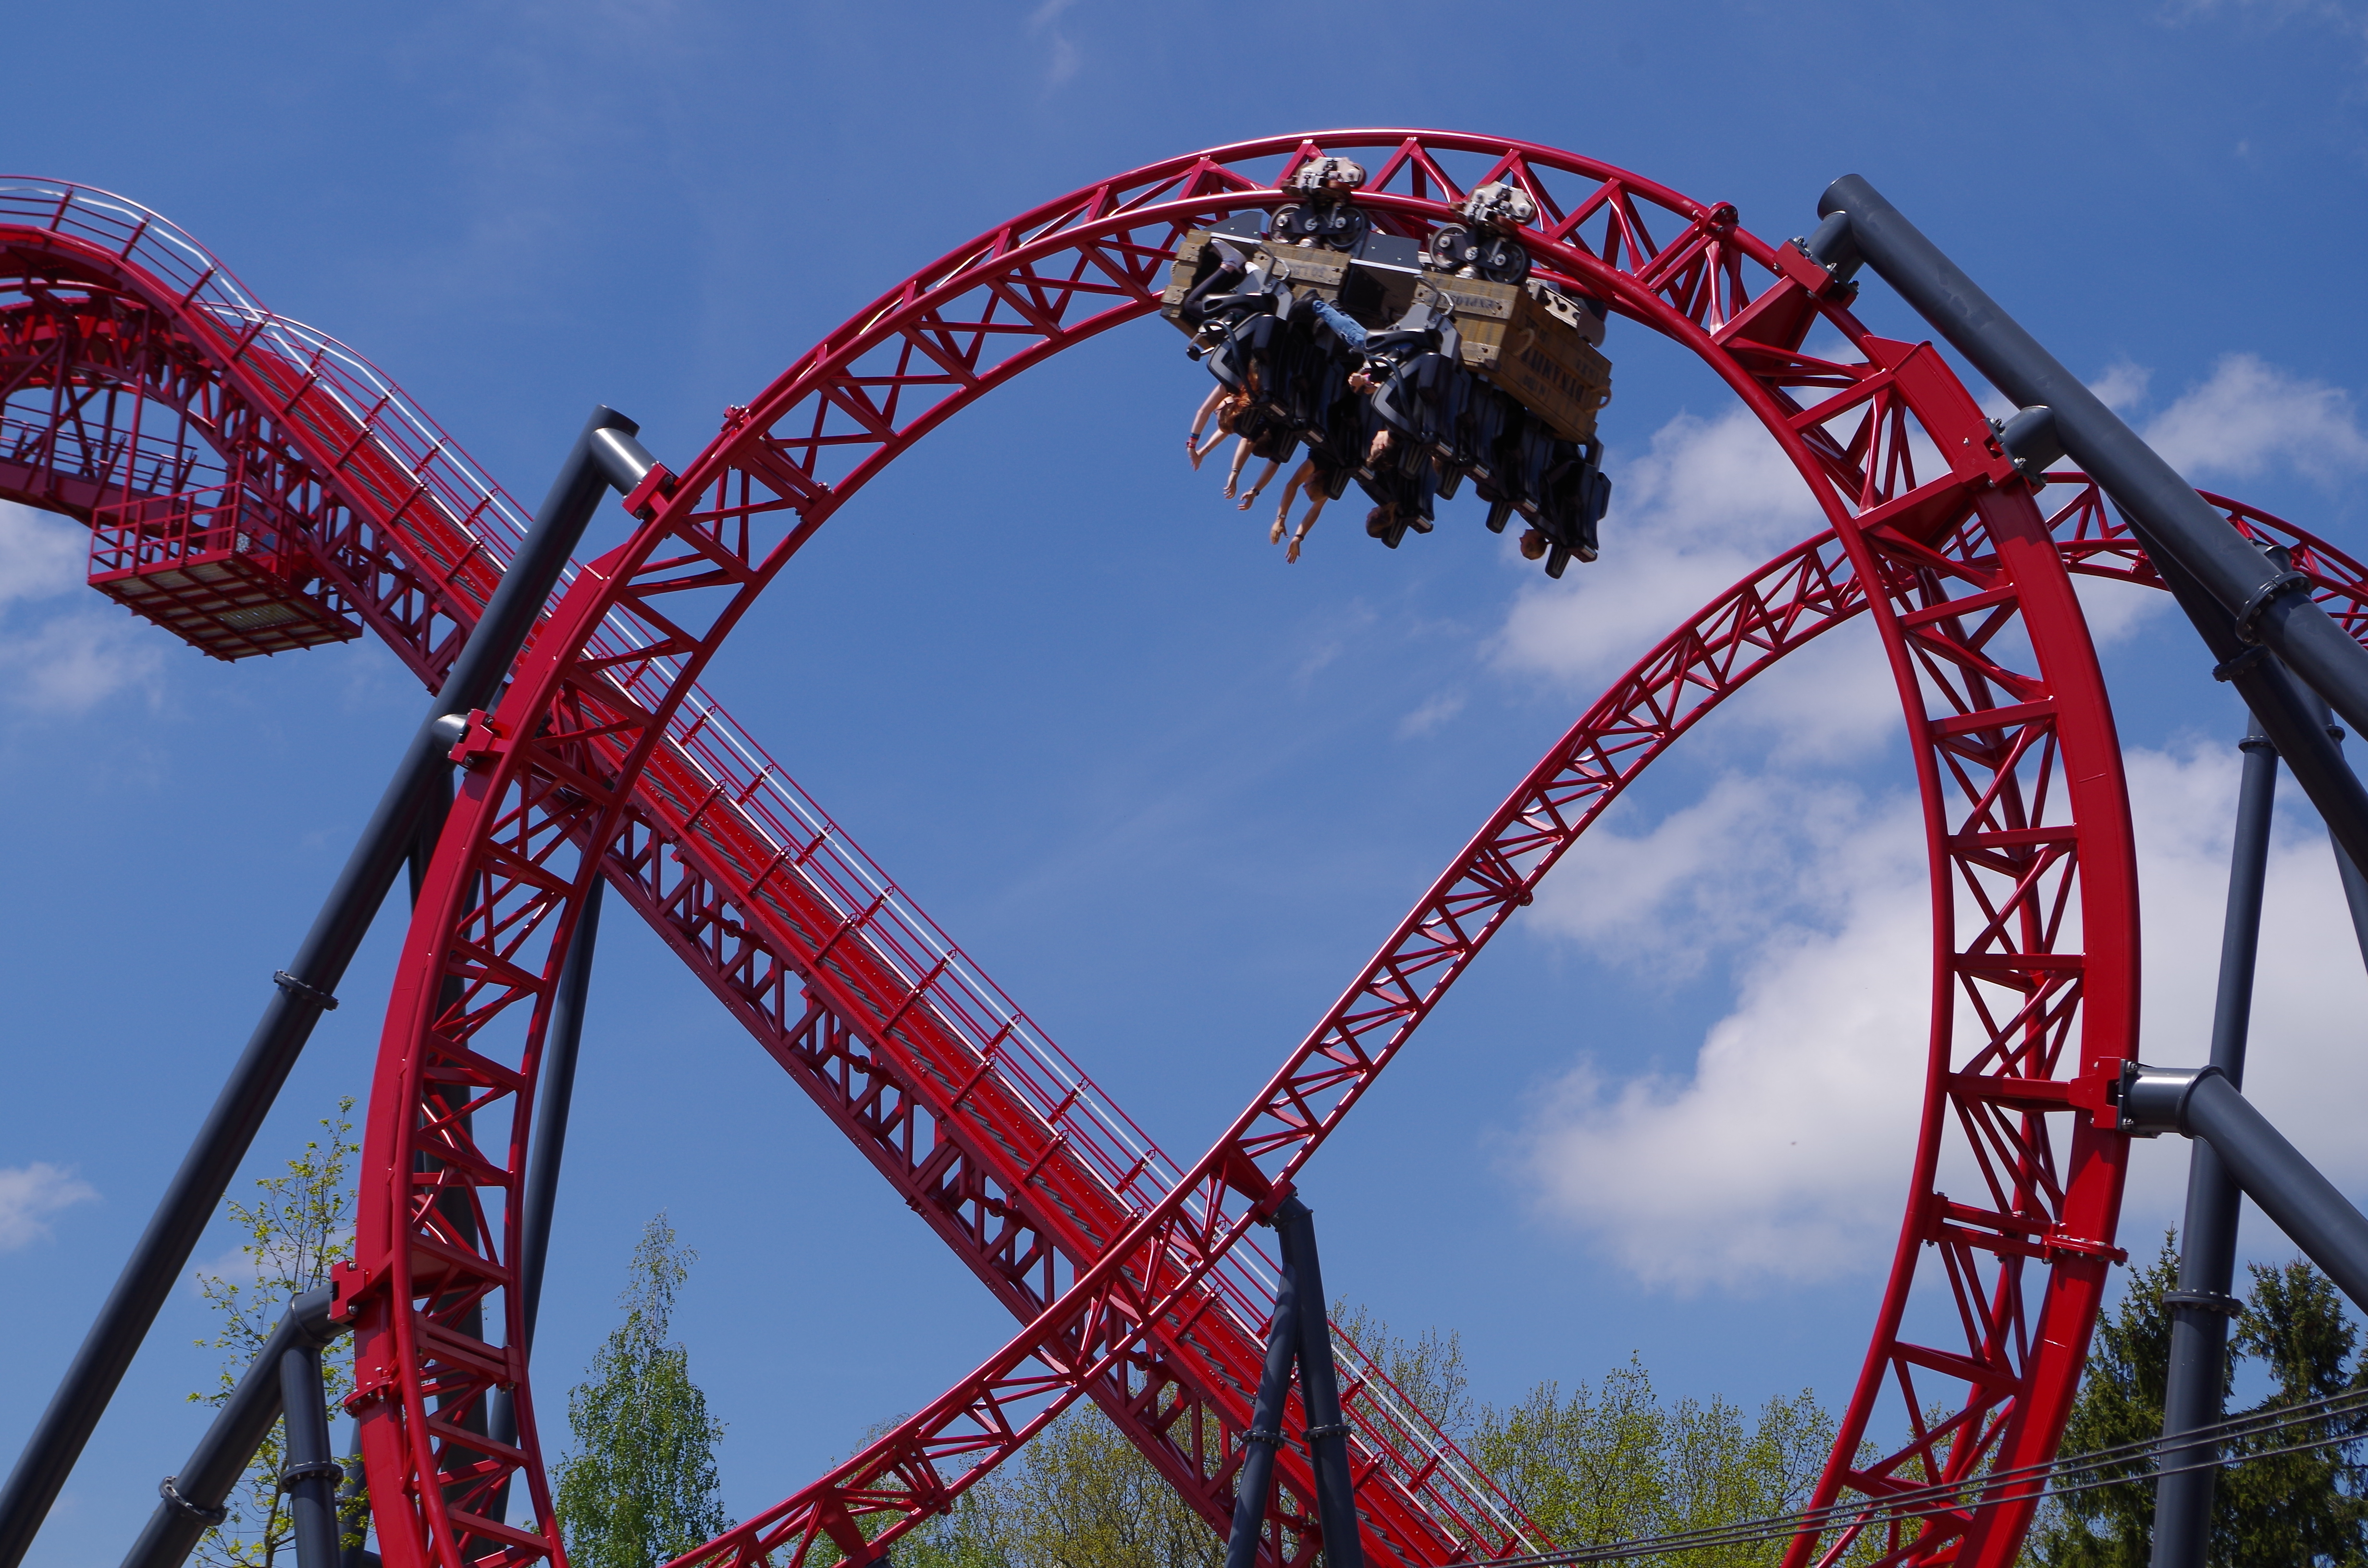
516 870 604 1353
2333 840 2368 973
2149 711 2277 1568
2123 1067 2368 1313
276 1340 341 1568
1813 175 2368 744
2295 688 2368 972
1271 1200 1364 1568
484 871 605 1515
0 407 667 1568
333 1418 370 1568
2118 519 2368 873
118 1290 339 1568
1223 1241 1302 1568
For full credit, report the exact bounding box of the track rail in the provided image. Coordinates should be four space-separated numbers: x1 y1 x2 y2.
0 179 1513 1567
353 131 2143 1568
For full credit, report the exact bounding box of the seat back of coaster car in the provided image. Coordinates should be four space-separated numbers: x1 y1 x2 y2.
1529 442 1613 576
1203 306 1284 393
1426 276 1613 444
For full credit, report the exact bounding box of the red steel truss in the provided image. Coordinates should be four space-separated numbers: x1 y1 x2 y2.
0 178 1521 1565
20 144 2359 1568
339 129 2165 1568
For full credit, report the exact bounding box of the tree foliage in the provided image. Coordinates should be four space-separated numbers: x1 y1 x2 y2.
900 1402 1221 1568
188 1099 365 1568
2028 1233 2368 1567
887 1301 1838 1568
1473 1354 1833 1564
555 1214 731 1568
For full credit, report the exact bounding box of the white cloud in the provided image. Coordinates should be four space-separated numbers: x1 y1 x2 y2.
0 502 89 604
1397 690 1465 738
0 503 164 714
1028 0 1082 84
2140 353 2368 484
1526 772 1898 980
1510 735 2368 1293
0 1164 99 1250
1494 408 1825 683
1515 781 1929 1289
2091 361 2153 415
2160 0 2368 33
2072 564 2172 649
1492 362 2368 1294
1045 34 1081 85
1494 408 1901 762
0 607 164 714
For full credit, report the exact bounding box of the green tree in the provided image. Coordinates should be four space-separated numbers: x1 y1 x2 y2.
887 1309 1847 1568
188 1099 366 1568
893 1401 1217 1568
1473 1356 1669 1548
1333 1301 1474 1447
555 1214 731 1568
1472 1353 1832 1565
2028 1236 2368 1566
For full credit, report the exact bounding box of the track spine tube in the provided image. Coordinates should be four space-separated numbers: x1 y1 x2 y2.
2149 711 2276 1568
1816 173 2368 741
119 1289 340 1568
0 408 658 1568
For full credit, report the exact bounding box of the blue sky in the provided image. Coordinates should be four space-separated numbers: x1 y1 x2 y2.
5 1 2368 1560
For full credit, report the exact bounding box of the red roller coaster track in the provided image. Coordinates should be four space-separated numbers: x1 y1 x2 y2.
7 134 2364 1568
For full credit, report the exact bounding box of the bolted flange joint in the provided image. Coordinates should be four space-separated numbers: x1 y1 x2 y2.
280 1458 345 1488
2113 1061 2220 1138
158 1475 228 1527
1991 405 2065 489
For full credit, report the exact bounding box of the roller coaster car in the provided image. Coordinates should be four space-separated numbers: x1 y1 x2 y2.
1163 225 1426 335
1164 222 1613 576
1472 424 1611 578
1425 275 1611 444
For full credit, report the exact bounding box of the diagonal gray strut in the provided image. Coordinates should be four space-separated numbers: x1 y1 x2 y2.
1811 174 2368 770
0 407 667 1568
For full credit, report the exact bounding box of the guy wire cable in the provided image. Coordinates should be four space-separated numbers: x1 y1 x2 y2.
1468 1382 2368 1567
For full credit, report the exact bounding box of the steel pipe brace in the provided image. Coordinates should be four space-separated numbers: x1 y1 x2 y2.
2116 1062 2218 1138
1815 174 2368 741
